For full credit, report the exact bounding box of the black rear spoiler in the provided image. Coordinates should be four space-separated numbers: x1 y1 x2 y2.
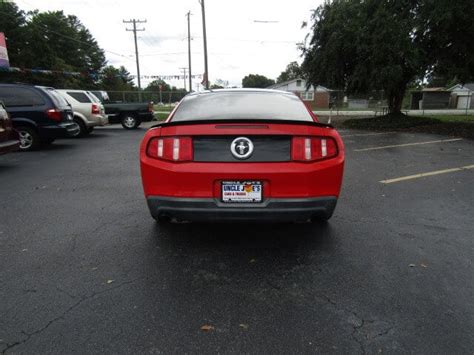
151 119 333 129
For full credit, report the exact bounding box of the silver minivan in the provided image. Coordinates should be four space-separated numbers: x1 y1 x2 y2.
57 90 108 137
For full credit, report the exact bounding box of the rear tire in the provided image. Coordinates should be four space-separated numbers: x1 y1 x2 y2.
17 126 40 151
121 115 140 129
72 117 87 137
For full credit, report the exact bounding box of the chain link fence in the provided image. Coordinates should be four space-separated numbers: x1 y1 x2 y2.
105 91 188 104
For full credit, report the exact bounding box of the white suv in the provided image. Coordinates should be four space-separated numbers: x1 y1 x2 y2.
57 90 108 137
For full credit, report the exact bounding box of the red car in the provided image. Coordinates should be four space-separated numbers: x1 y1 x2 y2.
140 89 344 223
0 101 20 155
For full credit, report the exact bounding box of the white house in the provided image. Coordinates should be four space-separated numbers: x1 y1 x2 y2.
268 79 332 108
448 83 474 109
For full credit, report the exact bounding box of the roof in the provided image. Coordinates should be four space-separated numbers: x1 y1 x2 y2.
268 79 333 92
267 78 304 89
422 87 446 92
448 83 474 91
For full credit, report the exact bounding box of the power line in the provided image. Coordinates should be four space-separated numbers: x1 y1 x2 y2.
123 18 146 97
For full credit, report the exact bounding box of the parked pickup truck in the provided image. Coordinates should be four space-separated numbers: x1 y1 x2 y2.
90 91 154 129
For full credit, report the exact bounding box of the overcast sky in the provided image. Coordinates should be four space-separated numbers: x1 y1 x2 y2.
16 0 323 89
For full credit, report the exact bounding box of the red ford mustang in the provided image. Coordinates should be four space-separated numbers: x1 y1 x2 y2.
140 89 344 223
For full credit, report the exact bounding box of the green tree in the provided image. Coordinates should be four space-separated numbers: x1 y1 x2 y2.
0 4 107 88
210 78 228 89
302 0 422 113
0 1 27 66
242 74 275 88
23 10 105 87
302 0 474 114
276 62 303 83
145 80 186 102
417 0 474 85
98 65 135 91
145 79 171 92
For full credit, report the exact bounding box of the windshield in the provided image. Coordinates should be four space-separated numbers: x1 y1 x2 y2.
171 91 314 122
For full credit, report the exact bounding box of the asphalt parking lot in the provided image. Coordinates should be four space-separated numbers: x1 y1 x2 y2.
1 123 473 354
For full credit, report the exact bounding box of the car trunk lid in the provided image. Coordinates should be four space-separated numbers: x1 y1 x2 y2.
154 120 338 163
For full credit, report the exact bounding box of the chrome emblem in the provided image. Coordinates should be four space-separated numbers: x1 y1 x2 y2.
230 137 254 160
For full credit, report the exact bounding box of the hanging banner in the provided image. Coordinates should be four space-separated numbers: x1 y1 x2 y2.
0 65 204 81
0 33 10 68
129 74 203 80
0 66 80 76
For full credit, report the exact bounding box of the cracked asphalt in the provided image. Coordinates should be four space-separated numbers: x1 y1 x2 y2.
1 123 473 354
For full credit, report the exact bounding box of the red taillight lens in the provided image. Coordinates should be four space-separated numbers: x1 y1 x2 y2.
46 109 62 122
91 103 100 114
146 137 193 162
291 137 338 161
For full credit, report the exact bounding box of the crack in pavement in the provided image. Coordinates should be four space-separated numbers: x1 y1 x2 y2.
316 294 392 355
258 263 392 355
1 277 144 354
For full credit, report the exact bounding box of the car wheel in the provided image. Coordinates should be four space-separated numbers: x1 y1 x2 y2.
17 126 40 151
72 117 87 137
121 115 139 129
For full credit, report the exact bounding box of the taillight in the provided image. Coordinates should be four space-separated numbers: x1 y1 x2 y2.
291 137 338 161
46 109 62 122
91 103 100 114
146 137 193 162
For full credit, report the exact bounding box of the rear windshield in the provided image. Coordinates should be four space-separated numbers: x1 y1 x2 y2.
171 91 314 122
67 91 91 103
44 88 70 109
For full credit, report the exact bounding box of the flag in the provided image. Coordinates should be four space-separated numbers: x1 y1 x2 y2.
0 33 10 68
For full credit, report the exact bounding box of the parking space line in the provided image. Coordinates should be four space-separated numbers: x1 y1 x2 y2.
340 131 396 138
380 165 474 184
355 138 462 152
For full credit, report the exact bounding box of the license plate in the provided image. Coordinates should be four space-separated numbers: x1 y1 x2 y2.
221 181 262 203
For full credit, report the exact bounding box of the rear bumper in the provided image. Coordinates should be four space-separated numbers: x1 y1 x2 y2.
86 115 109 127
146 196 337 222
0 139 20 155
38 123 80 139
63 122 80 137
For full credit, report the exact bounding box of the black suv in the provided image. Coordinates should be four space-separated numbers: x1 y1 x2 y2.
0 84 79 150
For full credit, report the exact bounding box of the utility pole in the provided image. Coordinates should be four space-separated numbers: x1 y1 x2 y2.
180 67 188 91
186 11 192 92
199 0 209 89
123 19 146 101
